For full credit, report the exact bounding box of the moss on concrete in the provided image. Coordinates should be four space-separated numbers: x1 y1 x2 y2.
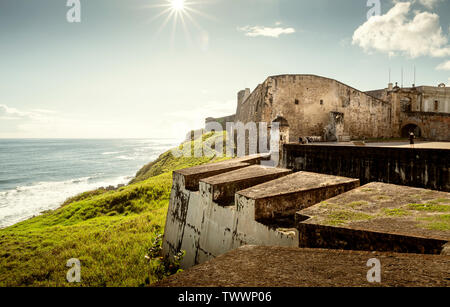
417 215 450 231
346 201 369 208
408 202 450 212
383 208 411 217
324 210 373 226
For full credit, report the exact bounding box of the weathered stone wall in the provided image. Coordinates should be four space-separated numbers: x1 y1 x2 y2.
366 86 450 139
163 171 298 269
282 144 450 192
210 76 449 143
400 112 450 141
235 83 266 124
419 86 450 113
235 75 393 142
296 222 447 254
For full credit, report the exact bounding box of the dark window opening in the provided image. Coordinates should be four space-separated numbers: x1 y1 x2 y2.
401 97 412 112
295 99 299 105
320 99 324 105
434 100 439 111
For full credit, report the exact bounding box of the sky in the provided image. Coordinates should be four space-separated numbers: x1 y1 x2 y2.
1 0 449 140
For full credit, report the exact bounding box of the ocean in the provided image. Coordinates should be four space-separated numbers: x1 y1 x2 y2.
0 139 178 228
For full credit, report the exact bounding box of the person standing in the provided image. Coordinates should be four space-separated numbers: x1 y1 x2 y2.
409 131 415 148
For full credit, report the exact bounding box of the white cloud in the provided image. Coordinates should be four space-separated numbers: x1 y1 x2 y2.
352 2 450 58
238 25 295 38
436 60 450 70
416 0 442 9
0 104 29 119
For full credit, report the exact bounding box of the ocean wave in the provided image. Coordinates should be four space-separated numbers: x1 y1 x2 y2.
0 175 131 229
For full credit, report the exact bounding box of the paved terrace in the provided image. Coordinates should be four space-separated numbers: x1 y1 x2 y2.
297 182 450 254
155 245 450 287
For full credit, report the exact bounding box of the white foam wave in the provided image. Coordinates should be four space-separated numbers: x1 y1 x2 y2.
0 175 130 229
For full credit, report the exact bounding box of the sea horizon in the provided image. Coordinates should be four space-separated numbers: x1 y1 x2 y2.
0 138 178 228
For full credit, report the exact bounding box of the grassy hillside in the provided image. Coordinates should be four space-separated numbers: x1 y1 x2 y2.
0 132 229 287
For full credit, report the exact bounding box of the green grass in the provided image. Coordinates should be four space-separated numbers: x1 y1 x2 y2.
382 208 411 217
324 210 373 226
345 201 369 208
417 215 450 231
131 132 231 183
0 132 229 287
407 202 450 212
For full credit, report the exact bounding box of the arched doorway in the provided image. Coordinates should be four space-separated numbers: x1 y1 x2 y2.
401 124 421 138
272 116 290 143
270 116 290 167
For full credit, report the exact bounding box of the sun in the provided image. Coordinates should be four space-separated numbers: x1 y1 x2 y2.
171 0 184 11
144 0 214 44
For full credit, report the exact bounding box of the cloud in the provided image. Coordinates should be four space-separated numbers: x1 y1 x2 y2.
436 60 450 70
352 2 450 58
416 0 442 9
0 104 31 120
238 25 295 38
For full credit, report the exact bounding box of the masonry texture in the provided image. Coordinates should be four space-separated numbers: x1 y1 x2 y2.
162 150 449 272
162 156 299 269
206 74 449 142
283 143 450 191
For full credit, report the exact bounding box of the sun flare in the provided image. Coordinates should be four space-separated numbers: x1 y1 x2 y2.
171 0 185 11
145 0 214 44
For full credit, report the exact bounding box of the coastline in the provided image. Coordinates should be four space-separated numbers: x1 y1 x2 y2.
0 138 178 230
0 133 227 286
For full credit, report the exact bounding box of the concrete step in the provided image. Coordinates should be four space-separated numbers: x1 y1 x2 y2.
174 153 270 191
200 165 292 205
236 172 360 224
175 162 251 191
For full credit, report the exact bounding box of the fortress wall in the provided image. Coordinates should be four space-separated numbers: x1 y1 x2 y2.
269 75 392 140
235 83 266 124
401 112 450 141
296 222 447 254
235 75 393 142
283 144 450 191
419 86 450 113
163 155 449 270
163 167 298 269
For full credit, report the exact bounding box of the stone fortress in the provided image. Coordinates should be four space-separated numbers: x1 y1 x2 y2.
159 75 449 287
207 74 450 142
